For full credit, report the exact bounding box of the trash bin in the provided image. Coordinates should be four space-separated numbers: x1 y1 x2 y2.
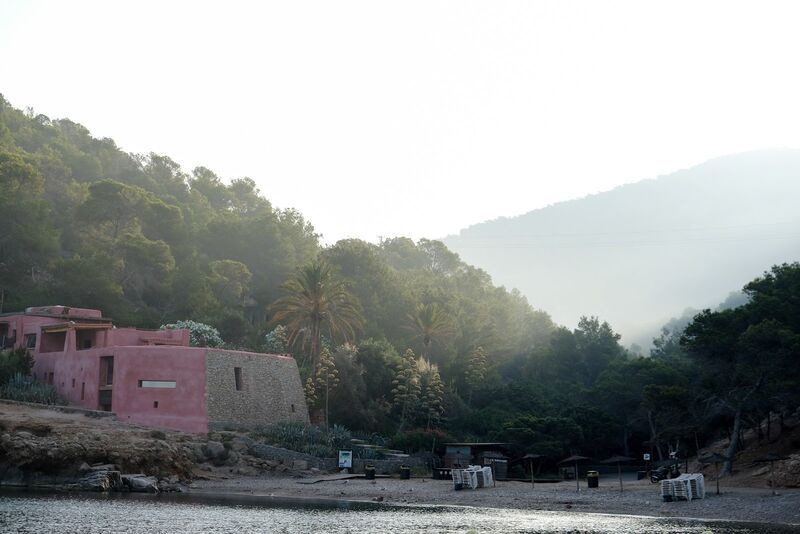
587 470 599 488
365 465 375 480
399 465 411 480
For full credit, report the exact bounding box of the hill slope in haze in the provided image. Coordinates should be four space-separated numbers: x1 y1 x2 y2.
444 149 800 346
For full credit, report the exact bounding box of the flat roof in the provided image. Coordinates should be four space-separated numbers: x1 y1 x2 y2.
0 311 113 323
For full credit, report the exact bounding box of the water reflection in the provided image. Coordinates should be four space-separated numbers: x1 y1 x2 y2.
0 489 794 534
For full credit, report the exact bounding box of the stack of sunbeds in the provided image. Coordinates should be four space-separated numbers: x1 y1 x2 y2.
451 465 494 490
660 474 705 501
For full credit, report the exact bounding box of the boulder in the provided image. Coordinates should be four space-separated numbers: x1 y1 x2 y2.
203 441 227 461
78 470 122 492
122 474 159 493
292 460 309 471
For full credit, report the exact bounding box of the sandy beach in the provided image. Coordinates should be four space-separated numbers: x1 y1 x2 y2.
189 474 800 525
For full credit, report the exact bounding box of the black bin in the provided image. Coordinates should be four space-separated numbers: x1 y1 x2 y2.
365 466 375 480
399 465 410 480
587 470 599 488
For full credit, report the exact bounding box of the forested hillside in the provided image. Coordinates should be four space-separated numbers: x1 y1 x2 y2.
443 150 800 347
2 96 799 472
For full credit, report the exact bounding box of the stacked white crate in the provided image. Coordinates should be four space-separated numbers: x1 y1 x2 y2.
661 474 705 501
462 468 479 489
451 469 464 489
686 474 705 499
453 466 495 490
660 479 675 500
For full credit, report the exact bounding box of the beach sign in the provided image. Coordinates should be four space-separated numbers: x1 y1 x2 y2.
338 449 353 469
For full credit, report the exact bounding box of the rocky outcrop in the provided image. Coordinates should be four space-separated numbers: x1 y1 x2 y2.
771 455 800 488
122 474 159 493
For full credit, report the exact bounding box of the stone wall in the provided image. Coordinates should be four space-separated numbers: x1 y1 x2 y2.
248 443 426 473
205 350 309 428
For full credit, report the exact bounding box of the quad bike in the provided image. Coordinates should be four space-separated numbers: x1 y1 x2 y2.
649 445 681 483
649 460 681 483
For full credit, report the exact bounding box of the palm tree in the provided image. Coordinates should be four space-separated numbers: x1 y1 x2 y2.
405 302 455 359
270 260 364 369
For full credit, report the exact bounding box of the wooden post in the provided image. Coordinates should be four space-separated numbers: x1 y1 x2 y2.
770 460 776 496
618 463 623 492
575 461 580 492
530 459 535 488
715 462 720 495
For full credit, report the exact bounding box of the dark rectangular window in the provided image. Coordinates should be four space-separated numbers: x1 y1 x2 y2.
100 356 114 386
153 401 159 409
81 382 85 400
40 332 66 352
234 367 243 391
25 334 37 349
72 378 75 388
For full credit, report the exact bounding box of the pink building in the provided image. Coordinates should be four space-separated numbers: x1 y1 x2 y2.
0 306 309 433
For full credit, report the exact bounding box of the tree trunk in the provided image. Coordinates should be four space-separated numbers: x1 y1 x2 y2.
648 410 664 461
766 411 772 442
721 407 743 477
694 432 701 460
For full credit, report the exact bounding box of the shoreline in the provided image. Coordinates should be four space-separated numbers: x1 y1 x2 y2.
4 483 799 528
185 475 800 525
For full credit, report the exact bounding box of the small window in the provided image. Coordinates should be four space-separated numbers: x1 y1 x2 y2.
234 367 243 391
81 382 85 400
291 404 295 413
153 401 159 408
138 380 176 388
72 378 75 388
25 334 37 349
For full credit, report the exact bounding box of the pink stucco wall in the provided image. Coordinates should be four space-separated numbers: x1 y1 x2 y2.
2 308 207 433
33 345 209 433
4 307 306 434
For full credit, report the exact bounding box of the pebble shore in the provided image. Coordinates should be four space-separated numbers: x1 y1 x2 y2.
190 475 800 525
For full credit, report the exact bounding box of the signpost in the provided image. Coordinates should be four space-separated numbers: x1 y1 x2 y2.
338 450 353 472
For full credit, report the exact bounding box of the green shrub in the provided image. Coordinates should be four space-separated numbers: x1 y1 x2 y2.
251 421 353 458
160 320 223 347
0 347 33 385
0 372 65 405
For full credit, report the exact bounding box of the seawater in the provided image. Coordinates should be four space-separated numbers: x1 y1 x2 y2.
0 490 794 534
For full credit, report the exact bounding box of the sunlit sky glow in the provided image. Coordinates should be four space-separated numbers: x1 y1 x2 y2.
2 1 800 244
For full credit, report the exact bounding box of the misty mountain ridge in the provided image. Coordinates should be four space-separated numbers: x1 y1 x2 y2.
443 149 800 348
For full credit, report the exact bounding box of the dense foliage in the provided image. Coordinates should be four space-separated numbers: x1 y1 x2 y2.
2 97 798 471
0 348 63 404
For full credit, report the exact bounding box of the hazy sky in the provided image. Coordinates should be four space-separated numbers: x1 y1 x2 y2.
2 1 800 244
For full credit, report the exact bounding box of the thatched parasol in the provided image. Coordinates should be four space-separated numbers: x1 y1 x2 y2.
522 454 544 488
601 455 635 492
559 455 590 492
699 452 728 495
